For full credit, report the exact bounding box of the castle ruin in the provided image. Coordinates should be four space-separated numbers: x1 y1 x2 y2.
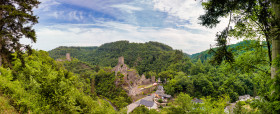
112 56 156 96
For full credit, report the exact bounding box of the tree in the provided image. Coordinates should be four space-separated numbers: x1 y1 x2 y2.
189 59 205 75
199 0 280 78
172 93 194 113
0 0 40 67
199 0 280 113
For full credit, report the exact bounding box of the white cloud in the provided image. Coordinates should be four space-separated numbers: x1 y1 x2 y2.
152 0 238 47
111 4 143 13
68 11 80 21
37 0 60 11
152 0 214 29
46 10 84 21
153 0 203 24
28 22 223 54
48 11 64 19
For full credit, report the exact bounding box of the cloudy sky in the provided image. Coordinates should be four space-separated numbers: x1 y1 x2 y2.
25 0 234 54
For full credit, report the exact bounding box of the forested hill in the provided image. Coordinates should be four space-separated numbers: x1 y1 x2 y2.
190 40 267 62
49 41 185 74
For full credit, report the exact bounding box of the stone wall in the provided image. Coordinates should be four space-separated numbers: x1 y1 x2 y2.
139 74 152 85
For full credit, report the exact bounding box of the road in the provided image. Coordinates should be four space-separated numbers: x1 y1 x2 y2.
126 93 155 114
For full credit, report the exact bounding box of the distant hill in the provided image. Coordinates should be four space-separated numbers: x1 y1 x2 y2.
49 41 185 74
190 40 267 62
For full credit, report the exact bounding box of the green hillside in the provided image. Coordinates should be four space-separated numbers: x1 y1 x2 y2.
49 41 185 74
0 50 117 113
190 40 268 62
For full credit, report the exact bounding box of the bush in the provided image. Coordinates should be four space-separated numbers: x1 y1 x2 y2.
158 99 163 103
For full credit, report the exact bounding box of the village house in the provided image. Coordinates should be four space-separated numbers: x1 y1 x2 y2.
154 85 171 100
139 99 157 109
154 85 171 107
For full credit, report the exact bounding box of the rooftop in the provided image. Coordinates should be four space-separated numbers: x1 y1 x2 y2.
140 99 154 107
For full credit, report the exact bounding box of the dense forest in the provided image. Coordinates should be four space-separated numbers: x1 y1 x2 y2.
50 40 271 110
49 41 185 74
0 40 273 113
0 51 118 113
190 40 269 62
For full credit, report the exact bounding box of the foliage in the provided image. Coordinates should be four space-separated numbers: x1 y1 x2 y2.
0 0 40 67
0 94 17 114
94 69 132 109
48 46 98 63
190 40 266 62
163 93 229 114
62 58 98 95
164 41 270 103
55 55 132 109
0 50 116 113
199 0 280 112
131 106 159 114
49 41 185 74
158 99 163 103
234 101 247 114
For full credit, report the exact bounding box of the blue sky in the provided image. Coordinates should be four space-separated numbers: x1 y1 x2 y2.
23 0 236 54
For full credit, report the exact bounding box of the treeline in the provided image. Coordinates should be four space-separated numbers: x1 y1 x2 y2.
190 40 268 62
49 41 185 74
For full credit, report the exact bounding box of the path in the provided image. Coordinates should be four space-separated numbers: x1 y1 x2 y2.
103 98 118 111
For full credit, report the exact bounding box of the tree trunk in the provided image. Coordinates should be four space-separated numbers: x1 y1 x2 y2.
271 1 280 79
272 39 280 78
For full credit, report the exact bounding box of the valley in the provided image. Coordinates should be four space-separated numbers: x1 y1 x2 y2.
45 40 270 113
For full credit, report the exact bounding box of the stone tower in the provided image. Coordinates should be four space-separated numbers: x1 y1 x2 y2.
66 53 71 61
118 56 124 64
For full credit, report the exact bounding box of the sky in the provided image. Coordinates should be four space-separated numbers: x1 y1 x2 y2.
23 0 236 54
